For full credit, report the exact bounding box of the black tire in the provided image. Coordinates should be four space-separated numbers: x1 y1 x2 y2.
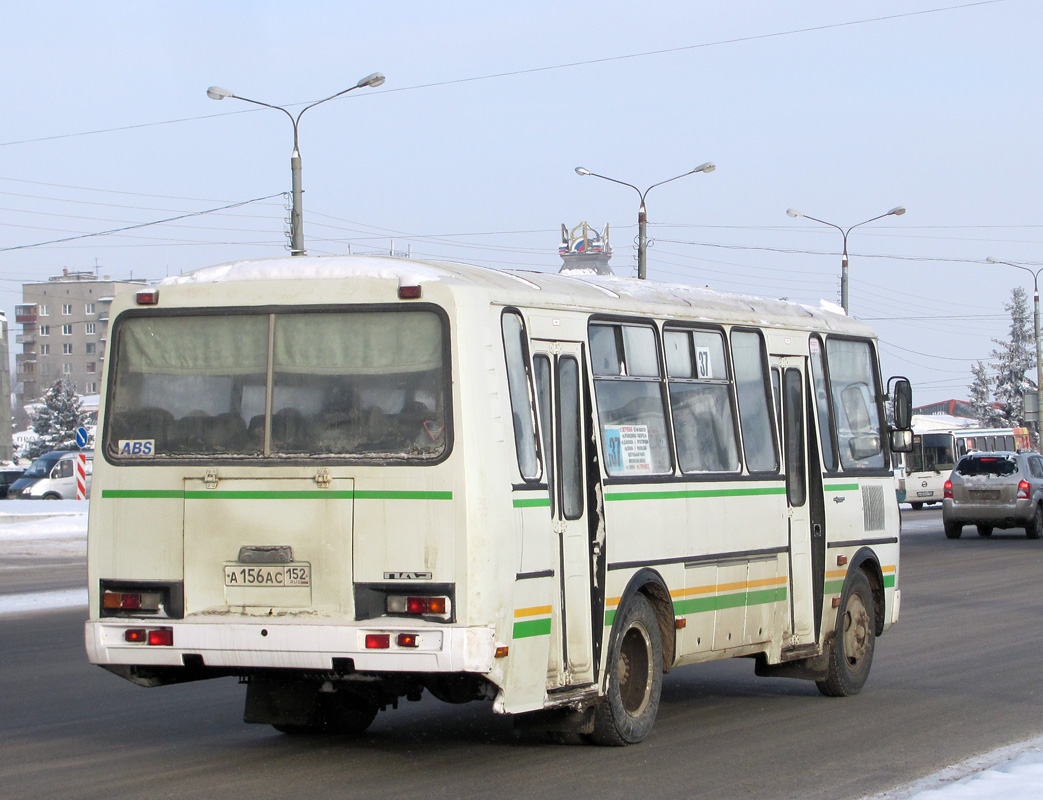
274 693 378 736
1026 505 1043 540
42 493 62 500
589 593 663 746
976 524 994 538
944 520 963 539
817 570 875 698
910 502 923 511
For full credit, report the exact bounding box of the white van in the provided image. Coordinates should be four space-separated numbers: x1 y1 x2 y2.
8 450 93 499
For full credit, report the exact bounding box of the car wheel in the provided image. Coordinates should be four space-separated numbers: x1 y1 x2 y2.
817 570 876 697
1026 505 1043 540
944 520 962 539
976 524 993 538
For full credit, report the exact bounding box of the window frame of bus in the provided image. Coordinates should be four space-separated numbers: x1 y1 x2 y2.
822 334 890 474
102 303 453 466
809 334 839 472
588 317 674 479
501 308 543 483
728 327 780 475
662 323 742 475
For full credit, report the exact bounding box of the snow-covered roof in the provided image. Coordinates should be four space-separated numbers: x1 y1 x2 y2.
159 255 874 336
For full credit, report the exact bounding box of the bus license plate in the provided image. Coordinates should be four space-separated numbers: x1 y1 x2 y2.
224 565 311 587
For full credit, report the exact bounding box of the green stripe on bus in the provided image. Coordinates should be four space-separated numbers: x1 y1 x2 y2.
823 579 845 594
354 490 453 501
605 586 788 627
101 489 452 501
604 486 787 502
824 483 860 492
672 586 788 617
513 497 551 508
513 618 552 639
883 574 895 588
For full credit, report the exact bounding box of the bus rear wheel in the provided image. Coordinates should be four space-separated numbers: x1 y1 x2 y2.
589 593 662 746
817 570 875 698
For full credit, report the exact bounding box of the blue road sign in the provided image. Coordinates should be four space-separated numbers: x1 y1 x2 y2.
76 427 89 448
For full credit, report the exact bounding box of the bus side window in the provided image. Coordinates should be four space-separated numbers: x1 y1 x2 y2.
501 311 541 481
825 338 885 470
665 327 740 474
809 335 838 472
589 321 673 476
730 329 779 474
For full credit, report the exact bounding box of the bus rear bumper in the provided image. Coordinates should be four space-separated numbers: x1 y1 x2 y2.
85 619 497 675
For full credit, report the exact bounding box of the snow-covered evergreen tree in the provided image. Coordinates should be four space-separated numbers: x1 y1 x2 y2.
968 360 998 427
26 380 84 460
990 286 1035 428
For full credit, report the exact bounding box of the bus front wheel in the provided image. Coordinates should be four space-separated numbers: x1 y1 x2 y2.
817 570 875 698
589 593 663 746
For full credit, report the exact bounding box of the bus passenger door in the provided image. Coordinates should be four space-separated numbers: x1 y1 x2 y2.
532 341 596 687
774 360 819 645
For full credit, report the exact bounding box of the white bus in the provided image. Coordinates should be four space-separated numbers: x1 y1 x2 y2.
903 426 1030 509
85 256 912 745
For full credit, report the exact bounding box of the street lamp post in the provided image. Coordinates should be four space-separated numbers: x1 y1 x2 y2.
207 73 385 256
987 257 1043 452
786 206 906 313
575 163 716 280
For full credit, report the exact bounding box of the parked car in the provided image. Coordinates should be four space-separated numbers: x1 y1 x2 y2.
7 450 93 500
0 468 26 499
942 450 1043 539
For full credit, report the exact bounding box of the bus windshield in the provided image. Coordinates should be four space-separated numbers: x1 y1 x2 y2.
907 432 956 473
106 308 448 460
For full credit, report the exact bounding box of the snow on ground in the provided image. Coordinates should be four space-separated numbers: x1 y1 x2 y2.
0 501 1039 799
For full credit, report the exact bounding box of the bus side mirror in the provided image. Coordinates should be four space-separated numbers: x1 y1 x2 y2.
890 429 913 453
890 377 913 430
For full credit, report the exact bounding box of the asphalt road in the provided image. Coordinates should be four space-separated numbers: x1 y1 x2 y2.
1 508 1041 800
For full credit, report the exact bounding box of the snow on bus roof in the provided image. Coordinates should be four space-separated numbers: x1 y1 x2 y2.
160 255 870 335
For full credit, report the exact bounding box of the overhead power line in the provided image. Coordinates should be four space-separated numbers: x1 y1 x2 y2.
0 193 285 252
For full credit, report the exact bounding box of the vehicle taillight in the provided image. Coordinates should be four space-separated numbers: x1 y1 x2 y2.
147 627 173 646
102 590 162 612
1018 480 1031 499
943 480 953 500
387 595 449 616
365 634 390 649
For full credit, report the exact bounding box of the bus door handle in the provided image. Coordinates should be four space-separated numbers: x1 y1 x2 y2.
812 523 824 539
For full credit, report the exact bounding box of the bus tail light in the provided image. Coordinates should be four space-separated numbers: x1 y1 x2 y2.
1018 480 1031 499
103 590 162 612
365 634 390 649
387 595 449 616
136 289 160 305
396 633 419 648
147 628 173 646
943 480 953 500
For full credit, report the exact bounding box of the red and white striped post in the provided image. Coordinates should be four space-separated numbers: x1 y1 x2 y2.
76 453 87 501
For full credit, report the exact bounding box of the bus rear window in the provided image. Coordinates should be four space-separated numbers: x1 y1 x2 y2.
107 308 449 461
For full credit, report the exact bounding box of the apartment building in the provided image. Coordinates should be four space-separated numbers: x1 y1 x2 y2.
14 270 144 428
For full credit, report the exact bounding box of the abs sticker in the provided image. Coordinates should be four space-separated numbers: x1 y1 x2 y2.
118 439 155 457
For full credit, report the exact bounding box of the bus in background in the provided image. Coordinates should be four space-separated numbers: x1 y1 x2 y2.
84 255 913 745
903 426 1030 509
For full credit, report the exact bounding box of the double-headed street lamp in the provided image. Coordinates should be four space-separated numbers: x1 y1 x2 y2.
575 163 716 280
987 256 1043 450
207 72 385 256
786 206 906 314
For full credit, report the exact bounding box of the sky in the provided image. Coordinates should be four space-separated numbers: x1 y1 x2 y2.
2 0 1042 407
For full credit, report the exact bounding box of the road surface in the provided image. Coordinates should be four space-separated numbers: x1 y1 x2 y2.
1 508 1041 799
